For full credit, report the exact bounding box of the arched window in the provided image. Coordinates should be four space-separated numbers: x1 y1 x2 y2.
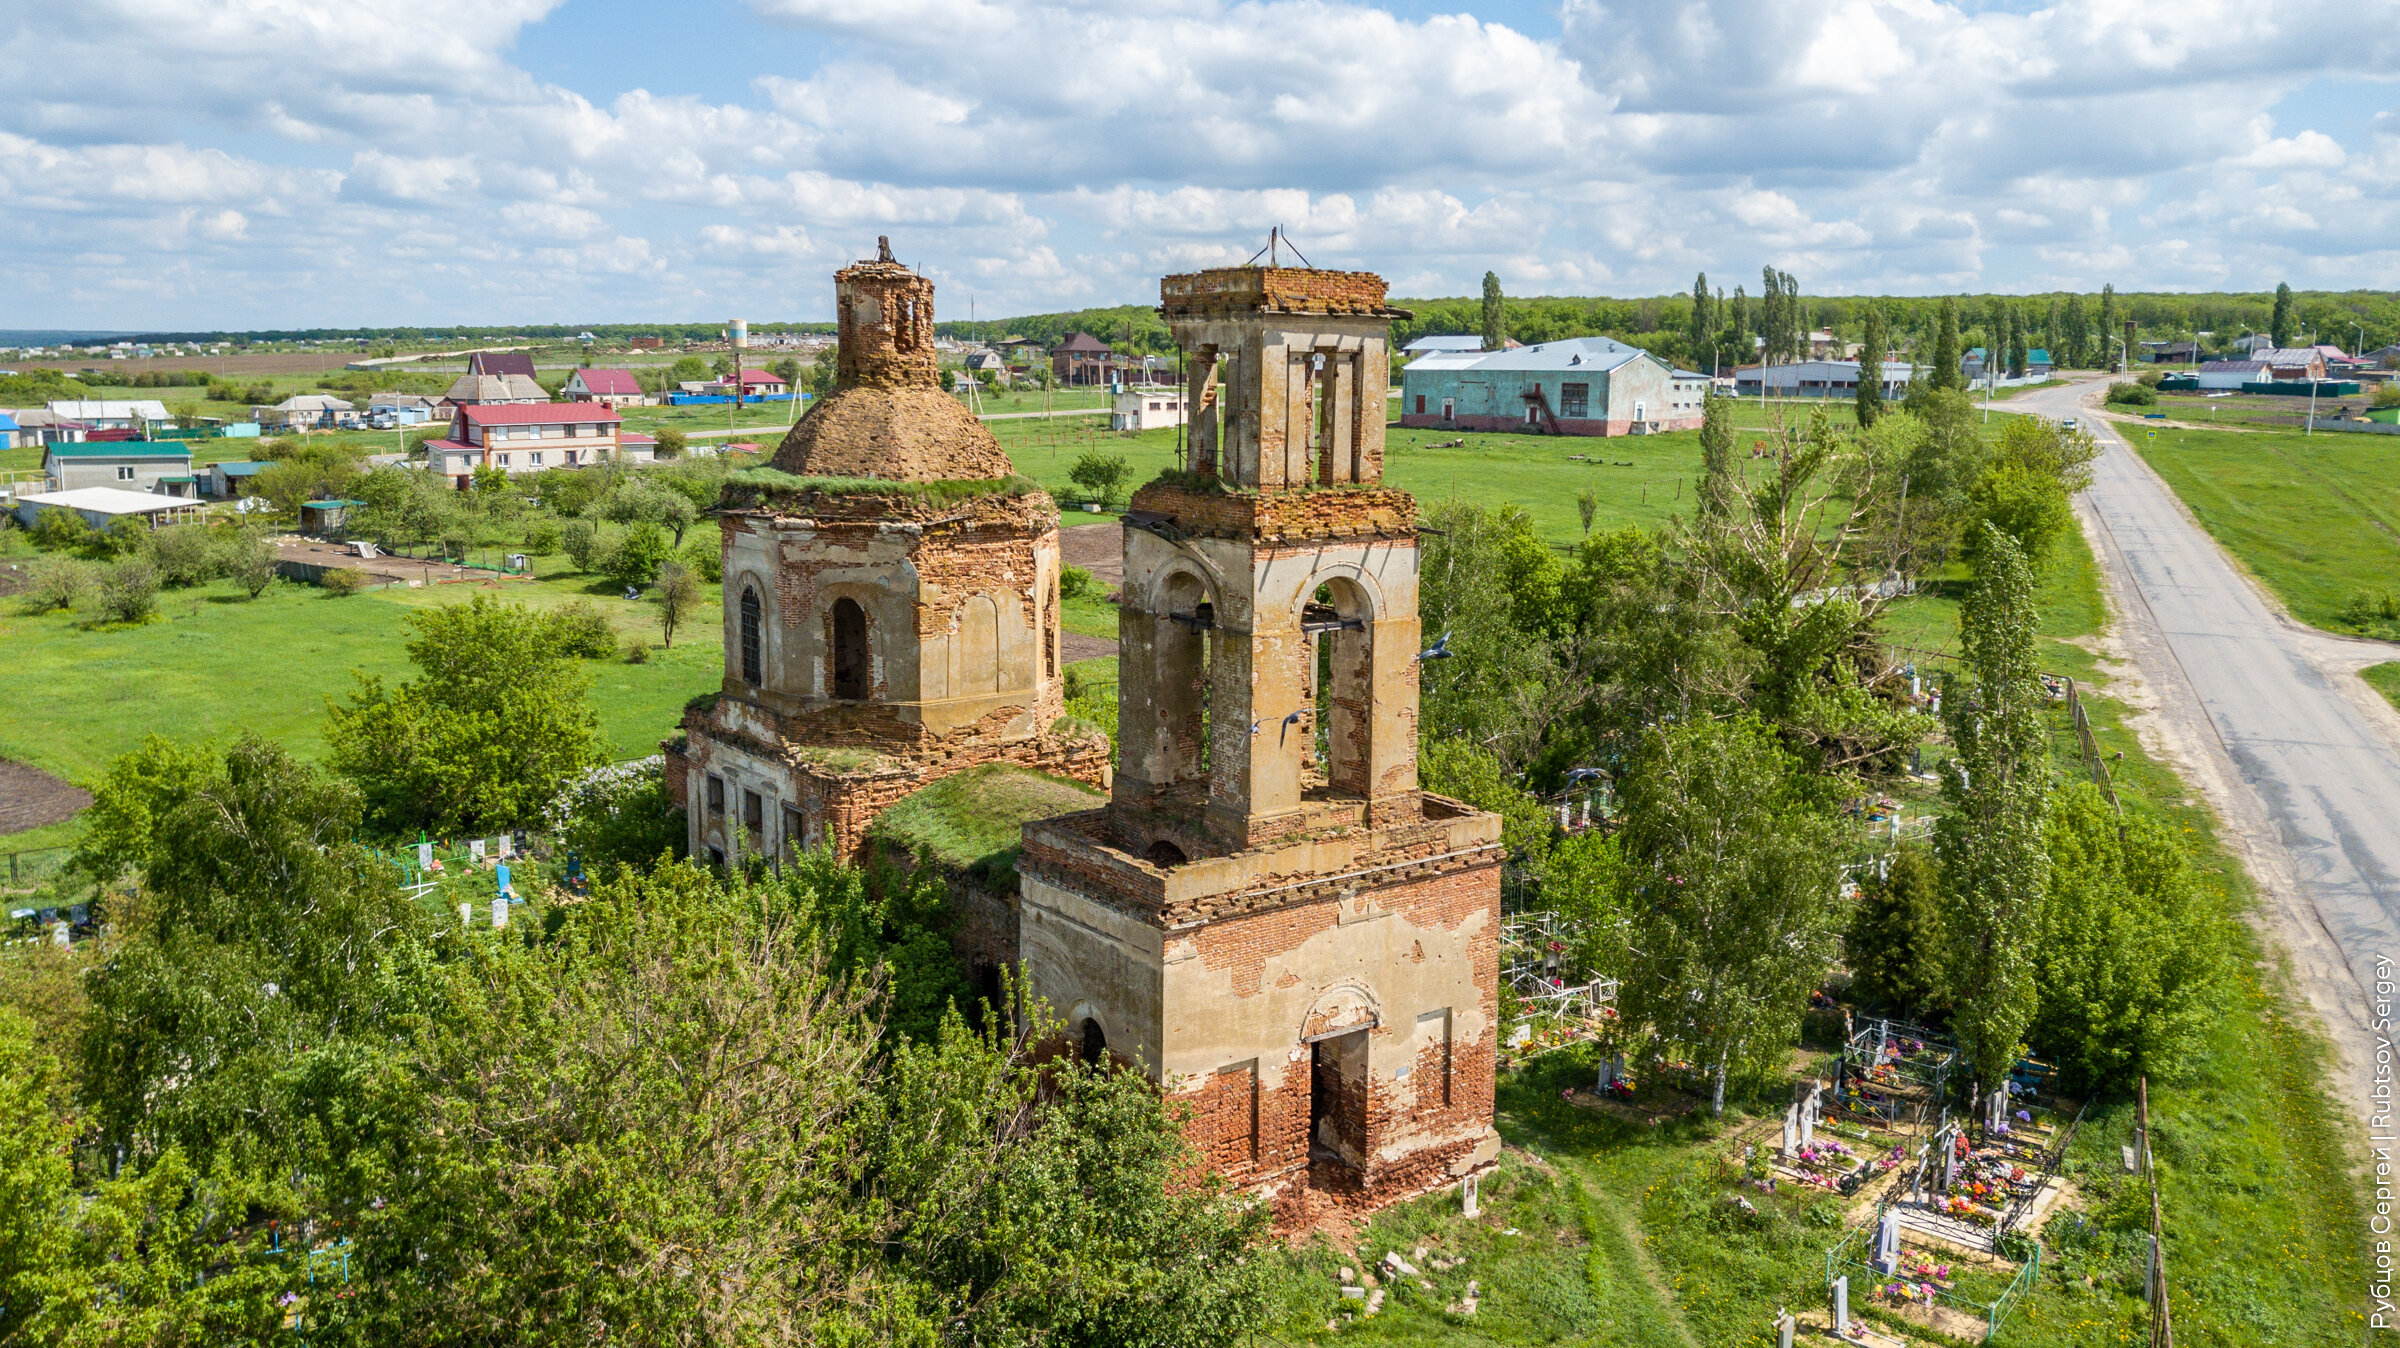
738 585 762 685
831 597 868 700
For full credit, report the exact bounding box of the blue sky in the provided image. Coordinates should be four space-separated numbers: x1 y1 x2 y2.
2 0 2395 329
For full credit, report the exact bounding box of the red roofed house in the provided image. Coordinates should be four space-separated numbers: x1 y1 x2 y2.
423 402 623 489
733 368 787 397
563 367 651 407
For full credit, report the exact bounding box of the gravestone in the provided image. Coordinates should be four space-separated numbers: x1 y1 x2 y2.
491 895 509 930
1775 1310 1795 1348
1876 1210 1901 1271
495 862 512 901
497 834 514 859
418 842 434 869
1799 1104 1814 1148
1833 1275 1849 1335
459 902 473 929
1782 1104 1798 1157
470 839 486 862
50 921 68 948
1990 1086 2010 1133
1462 1173 1480 1218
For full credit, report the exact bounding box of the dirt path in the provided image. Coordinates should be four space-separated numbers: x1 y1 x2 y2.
0 759 89 834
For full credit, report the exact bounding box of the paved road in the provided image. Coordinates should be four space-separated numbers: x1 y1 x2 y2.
2010 380 2400 1032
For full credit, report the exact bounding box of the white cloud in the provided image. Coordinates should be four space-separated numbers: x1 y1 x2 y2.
0 0 2394 327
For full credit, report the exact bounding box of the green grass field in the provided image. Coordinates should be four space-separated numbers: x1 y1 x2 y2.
0 551 724 827
2131 423 2400 631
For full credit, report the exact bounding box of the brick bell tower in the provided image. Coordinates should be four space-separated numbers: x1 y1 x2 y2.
1017 263 1502 1217
673 241 1109 866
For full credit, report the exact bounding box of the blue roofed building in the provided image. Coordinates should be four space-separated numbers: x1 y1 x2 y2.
203 460 268 498
1398 336 1706 436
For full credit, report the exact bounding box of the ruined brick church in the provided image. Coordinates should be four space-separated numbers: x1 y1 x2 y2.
672 246 1109 864
1017 263 1502 1215
676 246 1500 1217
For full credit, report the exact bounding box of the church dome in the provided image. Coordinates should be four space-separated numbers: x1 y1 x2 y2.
769 245 1016 482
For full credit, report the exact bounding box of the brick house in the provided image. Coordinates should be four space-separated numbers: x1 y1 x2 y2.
1050 332 1118 386
1399 336 1705 436
422 402 622 487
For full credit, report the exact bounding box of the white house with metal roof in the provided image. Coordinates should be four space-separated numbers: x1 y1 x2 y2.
45 399 171 433
42 441 195 494
1398 336 1706 436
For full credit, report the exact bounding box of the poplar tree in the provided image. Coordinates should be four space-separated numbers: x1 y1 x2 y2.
1480 271 1505 351
2061 294 2089 369
1855 304 1888 428
2096 284 2119 369
2007 306 2027 379
1760 267 1783 361
1698 394 1738 520
1685 272 1712 363
1932 297 1963 391
1781 271 1803 358
1936 524 2052 1092
2271 281 2296 349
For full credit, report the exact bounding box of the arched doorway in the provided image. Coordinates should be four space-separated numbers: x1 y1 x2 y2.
1079 1017 1107 1067
830 597 868 700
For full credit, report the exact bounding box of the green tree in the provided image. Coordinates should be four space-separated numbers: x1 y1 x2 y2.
603 480 698 547
2271 280 2296 349
325 594 606 833
560 517 603 572
2033 784 2227 1092
96 556 159 624
1845 844 1946 1015
221 525 278 598
768 356 801 388
604 521 674 588
334 862 1270 1345
1070 452 1131 510
1684 271 1712 360
78 736 427 1160
1576 487 1598 537
1480 271 1506 351
2097 283 2119 369
1697 393 1738 520
652 426 687 459
1932 297 1963 391
1936 525 2052 1092
653 558 703 648
1617 715 1848 1113
2061 293 2089 369
1855 304 1888 428
2005 304 2027 378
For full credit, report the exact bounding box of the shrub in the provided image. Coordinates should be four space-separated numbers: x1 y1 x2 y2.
222 528 278 599
1059 563 1096 602
523 522 562 556
96 557 160 623
682 540 722 583
623 637 651 664
318 567 368 596
29 507 92 553
653 427 687 459
543 756 683 879
2135 368 2165 389
1069 452 1131 510
21 556 90 612
147 524 218 589
2373 381 2400 409
560 518 602 572
604 522 673 589
2104 381 2157 406
544 599 619 659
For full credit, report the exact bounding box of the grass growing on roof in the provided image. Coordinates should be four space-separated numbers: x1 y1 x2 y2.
866 763 1101 879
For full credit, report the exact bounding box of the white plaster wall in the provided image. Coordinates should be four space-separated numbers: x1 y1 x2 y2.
1020 874 1167 1074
